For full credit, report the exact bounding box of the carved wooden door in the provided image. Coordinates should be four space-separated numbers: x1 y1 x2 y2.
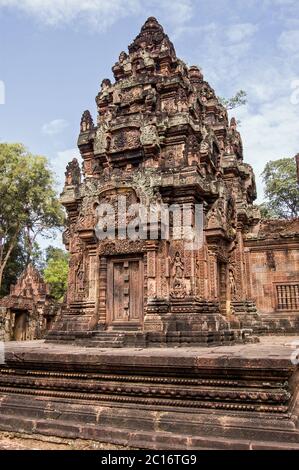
107 257 144 328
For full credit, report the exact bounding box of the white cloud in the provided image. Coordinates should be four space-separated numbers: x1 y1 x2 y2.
156 0 192 26
226 23 258 43
171 22 216 41
0 0 193 30
181 22 258 87
278 30 299 54
0 0 138 29
42 119 69 136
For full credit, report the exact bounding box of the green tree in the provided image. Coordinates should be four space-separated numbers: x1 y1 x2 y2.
0 234 44 298
0 143 64 291
43 247 69 301
261 157 298 219
0 238 25 297
219 90 247 110
258 203 277 220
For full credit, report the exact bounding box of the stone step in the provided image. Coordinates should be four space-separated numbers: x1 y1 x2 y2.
85 331 128 348
1 412 298 450
92 333 125 339
85 341 123 348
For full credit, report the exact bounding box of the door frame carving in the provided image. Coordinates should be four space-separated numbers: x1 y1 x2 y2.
98 252 147 330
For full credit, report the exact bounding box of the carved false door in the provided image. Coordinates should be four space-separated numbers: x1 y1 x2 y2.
107 256 144 329
12 311 28 341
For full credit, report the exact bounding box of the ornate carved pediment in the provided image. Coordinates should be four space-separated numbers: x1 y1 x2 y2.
98 240 147 256
140 123 160 150
206 195 236 240
110 127 140 153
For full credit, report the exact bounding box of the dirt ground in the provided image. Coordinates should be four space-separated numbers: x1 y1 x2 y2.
0 432 132 450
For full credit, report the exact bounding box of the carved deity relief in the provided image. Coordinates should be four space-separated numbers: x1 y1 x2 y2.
119 51 128 63
161 98 176 114
200 126 214 155
76 259 85 293
94 187 140 236
76 193 98 232
163 145 184 168
113 87 122 105
111 128 140 152
207 198 225 230
145 87 157 112
140 124 160 148
70 234 82 254
170 252 188 299
172 252 184 278
176 88 188 113
94 123 110 155
101 78 111 93
229 269 237 300
67 250 88 302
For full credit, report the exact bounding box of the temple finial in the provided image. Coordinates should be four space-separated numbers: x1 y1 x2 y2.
140 17 164 33
230 117 237 130
128 16 175 56
80 110 94 133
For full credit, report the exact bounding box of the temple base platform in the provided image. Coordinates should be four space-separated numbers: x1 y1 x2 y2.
0 337 298 450
46 328 256 348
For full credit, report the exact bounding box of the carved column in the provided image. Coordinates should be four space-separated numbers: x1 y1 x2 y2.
88 254 98 303
147 242 157 300
144 242 169 332
244 247 252 299
98 256 107 328
195 248 206 299
208 250 218 300
235 228 246 300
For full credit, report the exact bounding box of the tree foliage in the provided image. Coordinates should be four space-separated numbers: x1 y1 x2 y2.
0 234 43 298
219 90 247 110
0 143 64 291
0 238 25 297
258 203 277 220
261 157 298 219
43 247 69 301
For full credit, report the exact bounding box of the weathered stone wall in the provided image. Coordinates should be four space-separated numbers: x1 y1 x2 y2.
245 219 299 325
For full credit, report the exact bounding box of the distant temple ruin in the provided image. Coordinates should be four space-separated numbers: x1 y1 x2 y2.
46 17 299 346
0 264 58 341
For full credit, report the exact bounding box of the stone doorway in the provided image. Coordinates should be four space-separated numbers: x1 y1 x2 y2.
107 256 144 330
12 311 28 341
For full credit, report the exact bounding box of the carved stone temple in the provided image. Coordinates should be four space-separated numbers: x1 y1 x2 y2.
0 18 299 451
48 17 299 346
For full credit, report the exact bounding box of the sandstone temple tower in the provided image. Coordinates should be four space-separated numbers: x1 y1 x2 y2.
49 18 265 346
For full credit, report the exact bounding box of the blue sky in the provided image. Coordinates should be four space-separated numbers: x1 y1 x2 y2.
0 1 298 226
